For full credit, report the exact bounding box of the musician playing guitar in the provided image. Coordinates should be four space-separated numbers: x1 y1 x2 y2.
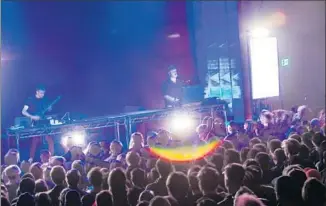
162 65 183 108
21 85 55 162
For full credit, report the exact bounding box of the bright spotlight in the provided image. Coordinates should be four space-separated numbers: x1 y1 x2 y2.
250 28 270 38
61 131 86 147
167 33 180 39
170 113 195 133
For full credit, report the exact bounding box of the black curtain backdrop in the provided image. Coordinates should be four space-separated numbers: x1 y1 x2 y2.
186 1 200 84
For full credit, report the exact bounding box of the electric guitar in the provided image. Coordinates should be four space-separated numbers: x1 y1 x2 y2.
31 96 61 126
39 96 61 117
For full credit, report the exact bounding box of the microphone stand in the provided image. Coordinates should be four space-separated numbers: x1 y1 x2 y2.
61 112 71 123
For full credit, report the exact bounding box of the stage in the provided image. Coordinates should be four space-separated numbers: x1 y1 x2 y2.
6 103 226 151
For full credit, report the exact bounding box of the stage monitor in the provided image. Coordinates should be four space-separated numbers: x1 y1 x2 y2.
249 37 280 99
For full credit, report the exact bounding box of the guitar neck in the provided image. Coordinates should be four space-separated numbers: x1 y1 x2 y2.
41 96 61 114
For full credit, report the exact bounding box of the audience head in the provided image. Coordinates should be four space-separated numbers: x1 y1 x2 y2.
21 173 35 181
82 194 95 206
156 159 174 178
289 134 302 143
20 160 31 174
157 130 170 146
96 190 113 206
149 196 171 206
215 147 225 156
65 190 82 206
19 178 35 194
310 118 321 132
224 149 241 165
288 169 307 188
87 167 103 189
66 169 81 187
70 146 84 161
253 143 267 153
267 139 282 154
148 168 159 183
301 132 314 149
243 165 262 187
222 140 234 150
197 166 219 194
71 160 85 175
224 163 245 194
297 105 309 120
298 144 310 159
137 201 150 206
50 165 66 185
108 167 127 191
49 156 66 167
187 165 201 176
4 149 20 165
247 148 259 159
84 141 102 158
35 192 51 206
255 152 271 171
227 121 238 134
196 198 216 206
208 154 223 171
166 172 189 200
312 132 326 148
240 147 250 163
275 176 302 204
282 164 302 176
147 132 158 147
29 162 43 180
249 138 262 148
40 150 51 164
17 192 35 206
110 140 123 155
139 190 155 202
235 185 255 198
3 165 21 184
272 148 286 165
243 158 260 168
305 168 321 180
131 168 146 188
188 173 200 193
126 151 141 167
35 179 48 193
234 194 265 206
302 178 326 206
100 168 110 190
130 132 144 149
196 124 208 140
282 138 300 158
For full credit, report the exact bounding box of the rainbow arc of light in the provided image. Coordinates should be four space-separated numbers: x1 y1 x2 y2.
148 138 222 162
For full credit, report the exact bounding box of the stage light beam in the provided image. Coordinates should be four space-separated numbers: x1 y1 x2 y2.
250 28 270 38
61 131 86 147
170 113 195 134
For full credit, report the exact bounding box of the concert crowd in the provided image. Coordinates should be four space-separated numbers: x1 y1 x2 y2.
1 105 326 206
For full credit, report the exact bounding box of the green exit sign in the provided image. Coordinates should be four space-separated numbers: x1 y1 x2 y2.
281 58 289 67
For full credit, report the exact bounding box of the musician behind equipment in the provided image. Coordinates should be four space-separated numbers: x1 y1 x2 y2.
162 65 183 108
21 85 54 162
22 85 52 121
